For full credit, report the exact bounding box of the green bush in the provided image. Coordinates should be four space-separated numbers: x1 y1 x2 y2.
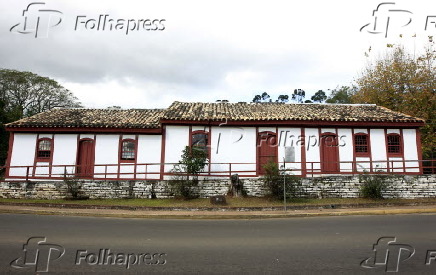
359 175 388 199
261 160 302 200
169 146 208 199
64 177 88 200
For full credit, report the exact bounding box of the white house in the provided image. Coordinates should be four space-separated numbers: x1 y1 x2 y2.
4 101 425 180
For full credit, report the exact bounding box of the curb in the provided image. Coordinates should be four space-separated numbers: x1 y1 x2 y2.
1 201 436 212
1 206 436 219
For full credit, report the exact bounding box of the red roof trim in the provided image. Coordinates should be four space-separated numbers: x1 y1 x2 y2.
6 126 162 134
160 119 424 128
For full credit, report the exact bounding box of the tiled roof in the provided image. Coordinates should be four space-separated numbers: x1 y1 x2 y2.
6 108 165 128
163 101 424 123
6 101 425 129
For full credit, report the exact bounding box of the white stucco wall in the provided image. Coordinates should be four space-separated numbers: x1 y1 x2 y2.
370 129 387 171
305 128 320 173
51 134 78 176
277 128 302 175
338 128 352 172
401 129 419 172
8 134 37 177
163 126 190 175
94 135 119 178
136 135 162 179
210 126 256 176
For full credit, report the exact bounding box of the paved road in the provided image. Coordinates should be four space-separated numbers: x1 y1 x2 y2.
1 214 436 274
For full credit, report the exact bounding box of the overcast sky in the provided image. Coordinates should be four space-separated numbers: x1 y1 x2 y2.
0 0 434 109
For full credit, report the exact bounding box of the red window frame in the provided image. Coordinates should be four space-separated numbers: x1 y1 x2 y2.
191 131 210 158
354 133 370 157
387 133 403 157
36 138 53 161
119 139 137 162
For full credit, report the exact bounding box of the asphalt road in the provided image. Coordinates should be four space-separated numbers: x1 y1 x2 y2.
1 214 436 274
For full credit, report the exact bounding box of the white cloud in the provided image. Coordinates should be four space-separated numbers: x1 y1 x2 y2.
1 0 434 108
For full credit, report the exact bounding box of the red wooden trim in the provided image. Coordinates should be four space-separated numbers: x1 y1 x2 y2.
6 127 161 134
335 128 340 172
35 137 54 162
134 135 138 179
208 126 211 174
76 137 95 179
351 128 356 173
49 135 54 177
188 126 192 150
118 138 137 163
159 126 166 180
32 133 39 177
416 128 423 173
319 132 339 173
255 127 259 176
400 129 406 173
159 119 424 128
301 128 306 177
368 128 373 172
117 136 122 178
5 132 14 177
384 129 390 172
353 133 371 157
256 130 278 175
386 132 404 158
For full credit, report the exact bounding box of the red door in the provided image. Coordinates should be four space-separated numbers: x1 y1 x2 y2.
321 134 339 173
257 132 278 174
77 140 94 178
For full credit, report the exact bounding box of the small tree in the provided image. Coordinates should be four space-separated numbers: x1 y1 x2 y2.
261 160 302 200
311 90 327 103
169 146 208 199
359 174 389 199
291 89 305 103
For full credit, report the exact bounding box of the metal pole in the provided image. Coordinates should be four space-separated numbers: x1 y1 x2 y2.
283 157 286 212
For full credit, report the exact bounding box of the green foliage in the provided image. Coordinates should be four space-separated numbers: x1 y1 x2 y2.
352 43 435 157
0 69 82 165
311 90 327 103
291 89 305 103
64 177 88 200
169 146 208 199
276 95 289 103
326 86 355 103
252 92 271 103
261 160 302 200
359 175 389 199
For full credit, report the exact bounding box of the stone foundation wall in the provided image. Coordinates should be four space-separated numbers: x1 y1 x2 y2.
0 175 435 199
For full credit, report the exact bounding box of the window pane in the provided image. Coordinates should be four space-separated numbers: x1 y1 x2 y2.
37 140 51 158
354 135 368 153
38 150 51 158
192 133 208 156
192 133 207 147
121 141 135 160
387 135 401 153
38 140 51 151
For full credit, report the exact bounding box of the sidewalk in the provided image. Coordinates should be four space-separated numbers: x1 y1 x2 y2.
1 203 436 219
